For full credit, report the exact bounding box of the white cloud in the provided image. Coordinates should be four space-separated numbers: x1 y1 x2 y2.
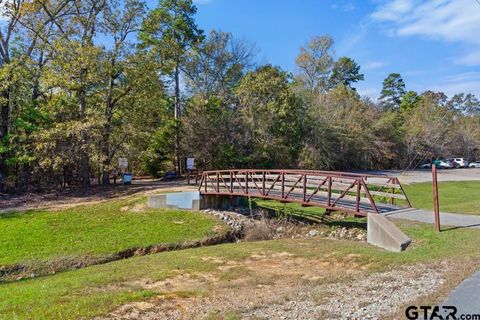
338 22 368 52
193 0 213 4
431 80 480 96
357 86 379 99
372 0 480 44
371 0 480 65
342 3 356 12
456 50 480 66
430 72 480 96
371 0 414 21
331 2 356 12
363 60 388 70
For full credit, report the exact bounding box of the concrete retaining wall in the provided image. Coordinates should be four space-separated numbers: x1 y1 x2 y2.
367 213 411 252
147 191 240 211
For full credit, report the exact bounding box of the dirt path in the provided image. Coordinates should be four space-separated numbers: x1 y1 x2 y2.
0 180 196 213
96 253 460 320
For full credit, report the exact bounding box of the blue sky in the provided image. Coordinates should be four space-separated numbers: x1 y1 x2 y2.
170 0 480 99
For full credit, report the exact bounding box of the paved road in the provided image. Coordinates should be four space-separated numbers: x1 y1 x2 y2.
363 168 480 184
385 208 480 229
442 271 480 315
398 168 480 184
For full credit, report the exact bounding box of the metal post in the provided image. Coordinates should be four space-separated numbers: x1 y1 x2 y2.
281 172 285 199
230 171 233 193
328 176 332 206
432 164 441 232
303 174 307 202
262 171 266 196
355 180 360 213
390 179 395 206
245 171 249 195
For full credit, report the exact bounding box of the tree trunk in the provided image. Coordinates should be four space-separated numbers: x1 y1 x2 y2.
101 121 111 186
174 62 181 175
78 68 90 187
19 163 29 193
0 90 10 192
101 66 116 186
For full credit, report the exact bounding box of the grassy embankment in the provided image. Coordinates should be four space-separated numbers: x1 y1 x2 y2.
1 181 479 319
0 195 227 277
0 218 479 319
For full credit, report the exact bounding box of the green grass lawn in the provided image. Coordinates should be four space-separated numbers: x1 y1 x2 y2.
0 196 224 269
404 181 480 215
1 181 478 319
0 219 479 320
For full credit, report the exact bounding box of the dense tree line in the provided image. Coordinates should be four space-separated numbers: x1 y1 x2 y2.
0 0 479 193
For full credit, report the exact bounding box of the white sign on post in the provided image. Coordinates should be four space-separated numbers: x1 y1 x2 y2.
118 158 128 169
186 158 195 171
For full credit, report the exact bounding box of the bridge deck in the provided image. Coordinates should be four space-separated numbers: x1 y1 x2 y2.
198 170 412 216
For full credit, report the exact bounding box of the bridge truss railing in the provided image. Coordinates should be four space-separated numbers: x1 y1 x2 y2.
198 170 412 216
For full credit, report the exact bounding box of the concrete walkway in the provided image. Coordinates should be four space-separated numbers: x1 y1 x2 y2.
442 270 480 314
385 208 480 229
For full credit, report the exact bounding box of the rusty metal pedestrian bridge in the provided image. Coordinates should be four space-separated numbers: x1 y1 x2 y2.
198 170 412 216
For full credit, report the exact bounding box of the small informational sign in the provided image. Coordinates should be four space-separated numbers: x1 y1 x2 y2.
186 158 195 171
118 158 128 169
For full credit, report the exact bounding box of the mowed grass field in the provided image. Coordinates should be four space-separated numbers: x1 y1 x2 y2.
404 181 480 215
0 196 225 270
0 180 479 319
0 219 479 319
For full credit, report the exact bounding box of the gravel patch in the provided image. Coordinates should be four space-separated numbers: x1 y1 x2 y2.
243 262 452 320
99 260 454 320
201 209 367 242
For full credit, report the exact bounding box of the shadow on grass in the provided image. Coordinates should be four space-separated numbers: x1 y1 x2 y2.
0 210 36 219
439 224 480 232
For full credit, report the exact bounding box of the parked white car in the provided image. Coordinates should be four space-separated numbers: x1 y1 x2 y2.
420 163 431 169
434 160 452 169
469 161 480 168
451 158 468 168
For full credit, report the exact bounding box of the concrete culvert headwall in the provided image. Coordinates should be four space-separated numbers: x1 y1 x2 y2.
367 213 411 252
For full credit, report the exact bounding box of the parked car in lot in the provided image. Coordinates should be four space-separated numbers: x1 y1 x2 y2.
420 158 472 169
469 161 480 168
432 159 452 169
446 158 468 168
420 163 431 169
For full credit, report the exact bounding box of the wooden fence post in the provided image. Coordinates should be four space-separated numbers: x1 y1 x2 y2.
432 164 441 232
